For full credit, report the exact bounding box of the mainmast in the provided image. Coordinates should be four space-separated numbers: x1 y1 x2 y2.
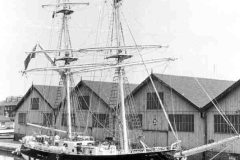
111 0 130 153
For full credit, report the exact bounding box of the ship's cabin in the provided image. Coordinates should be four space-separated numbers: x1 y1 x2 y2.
54 135 95 146
35 135 50 144
55 137 117 155
60 141 117 155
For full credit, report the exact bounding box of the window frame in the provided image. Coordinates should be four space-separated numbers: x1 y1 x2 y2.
18 113 27 124
146 92 164 110
214 114 240 134
71 113 76 127
31 98 39 110
92 113 109 128
126 114 142 130
78 95 90 110
43 113 53 126
61 113 76 127
61 113 67 126
169 114 194 132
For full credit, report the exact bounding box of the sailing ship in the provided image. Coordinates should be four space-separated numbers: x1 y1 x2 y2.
19 0 240 160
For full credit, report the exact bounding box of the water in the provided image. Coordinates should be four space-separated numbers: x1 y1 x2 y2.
0 151 23 160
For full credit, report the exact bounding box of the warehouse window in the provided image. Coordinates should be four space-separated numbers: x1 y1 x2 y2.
147 92 163 110
92 114 109 128
214 115 240 133
78 95 90 110
169 114 194 132
61 114 67 126
61 113 76 126
18 113 26 124
71 113 76 126
43 113 53 126
126 114 142 130
31 98 39 110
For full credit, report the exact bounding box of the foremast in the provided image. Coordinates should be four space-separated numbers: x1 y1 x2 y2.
42 0 89 139
55 0 74 140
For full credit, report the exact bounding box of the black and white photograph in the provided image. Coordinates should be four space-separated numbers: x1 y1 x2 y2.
0 0 240 159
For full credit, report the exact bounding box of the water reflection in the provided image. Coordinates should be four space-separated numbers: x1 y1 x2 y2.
0 155 23 160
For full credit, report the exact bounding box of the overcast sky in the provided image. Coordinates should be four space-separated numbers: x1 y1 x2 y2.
1 0 240 100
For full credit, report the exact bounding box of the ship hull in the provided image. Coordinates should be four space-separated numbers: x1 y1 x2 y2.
20 145 175 160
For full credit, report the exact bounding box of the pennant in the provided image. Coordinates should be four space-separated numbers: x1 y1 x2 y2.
24 44 37 70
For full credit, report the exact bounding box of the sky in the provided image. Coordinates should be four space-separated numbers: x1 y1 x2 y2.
1 0 240 101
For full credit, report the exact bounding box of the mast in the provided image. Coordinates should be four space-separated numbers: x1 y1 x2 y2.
62 1 72 139
66 71 72 139
45 0 88 139
118 67 129 152
114 0 129 152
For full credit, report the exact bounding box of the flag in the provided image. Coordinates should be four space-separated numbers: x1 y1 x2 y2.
24 44 37 70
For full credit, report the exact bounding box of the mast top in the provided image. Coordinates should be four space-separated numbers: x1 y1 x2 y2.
106 54 132 61
56 9 74 15
55 56 78 64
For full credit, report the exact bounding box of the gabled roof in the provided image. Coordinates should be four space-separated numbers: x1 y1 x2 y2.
154 74 234 108
131 74 234 110
34 85 61 107
203 78 240 111
15 80 138 112
75 80 138 105
15 85 61 112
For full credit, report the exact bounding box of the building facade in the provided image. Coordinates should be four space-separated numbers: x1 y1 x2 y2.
130 75 204 150
203 79 240 159
14 74 240 159
54 80 138 141
128 73 234 160
14 85 58 140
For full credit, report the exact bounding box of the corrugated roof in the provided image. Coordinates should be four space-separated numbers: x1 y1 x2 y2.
154 74 234 107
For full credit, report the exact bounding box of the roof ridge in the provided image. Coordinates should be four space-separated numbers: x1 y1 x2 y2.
153 73 235 82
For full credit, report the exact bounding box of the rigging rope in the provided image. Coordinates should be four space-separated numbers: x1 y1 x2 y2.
167 64 179 141
193 77 239 135
120 8 180 143
209 139 237 160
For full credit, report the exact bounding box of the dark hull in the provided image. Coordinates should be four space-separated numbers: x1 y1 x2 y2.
21 145 175 160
